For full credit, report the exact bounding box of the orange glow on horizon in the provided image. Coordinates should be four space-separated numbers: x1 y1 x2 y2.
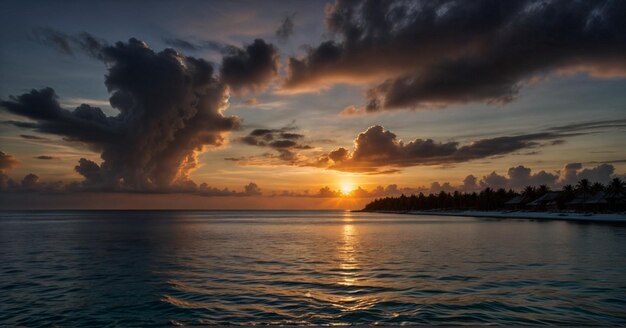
340 181 355 196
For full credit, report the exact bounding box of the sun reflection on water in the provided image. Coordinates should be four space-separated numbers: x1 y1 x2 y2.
331 212 380 312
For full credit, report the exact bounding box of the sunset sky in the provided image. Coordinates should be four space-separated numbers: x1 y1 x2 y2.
1 0 625 209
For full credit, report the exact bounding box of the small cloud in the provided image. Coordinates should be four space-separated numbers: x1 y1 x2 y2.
20 134 50 141
34 155 58 160
339 105 366 116
275 13 295 42
244 98 258 106
0 151 19 171
162 37 229 52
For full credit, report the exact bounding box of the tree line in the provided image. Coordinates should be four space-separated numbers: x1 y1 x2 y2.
362 178 625 212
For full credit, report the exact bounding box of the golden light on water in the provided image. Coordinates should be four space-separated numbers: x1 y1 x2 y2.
331 212 380 313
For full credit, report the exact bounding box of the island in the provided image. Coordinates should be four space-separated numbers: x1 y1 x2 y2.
361 178 626 223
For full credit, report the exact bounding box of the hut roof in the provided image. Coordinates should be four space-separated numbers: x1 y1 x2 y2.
505 195 525 205
568 191 594 205
585 191 607 205
528 192 560 206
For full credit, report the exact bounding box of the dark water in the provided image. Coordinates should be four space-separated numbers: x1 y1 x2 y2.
1 210 626 326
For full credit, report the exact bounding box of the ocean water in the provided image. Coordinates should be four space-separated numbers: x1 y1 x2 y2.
1 210 625 326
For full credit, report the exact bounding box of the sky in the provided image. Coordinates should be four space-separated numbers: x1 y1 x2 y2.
0 0 625 209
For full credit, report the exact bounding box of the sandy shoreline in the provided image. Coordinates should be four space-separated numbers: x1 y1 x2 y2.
362 210 626 223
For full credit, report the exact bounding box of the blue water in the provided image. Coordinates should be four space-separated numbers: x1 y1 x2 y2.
1 210 625 326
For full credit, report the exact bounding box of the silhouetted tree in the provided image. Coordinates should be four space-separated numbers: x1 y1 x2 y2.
576 179 591 194
362 178 624 213
591 182 605 193
537 185 550 194
607 178 625 194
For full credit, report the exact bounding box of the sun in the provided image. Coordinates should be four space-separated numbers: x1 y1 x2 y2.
340 182 355 196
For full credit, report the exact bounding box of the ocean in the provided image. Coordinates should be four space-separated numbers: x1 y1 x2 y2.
1 210 625 326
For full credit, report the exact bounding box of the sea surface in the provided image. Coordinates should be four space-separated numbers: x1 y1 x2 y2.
1 210 626 326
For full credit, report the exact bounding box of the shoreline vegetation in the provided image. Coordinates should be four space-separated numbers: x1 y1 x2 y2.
359 178 626 223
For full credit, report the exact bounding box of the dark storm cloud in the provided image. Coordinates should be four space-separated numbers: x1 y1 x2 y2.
275 13 295 42
33 28 280 95
283 0 626 112
1 38 249 191
1 88 119 146
0 151 19 171
220 39 280 94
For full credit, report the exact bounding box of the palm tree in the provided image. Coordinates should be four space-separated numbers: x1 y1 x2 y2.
537 184 550 194
562 184 574 193
591 182 605 193
522 186 536 200
576 179 591 194
606 178 626 211
558 184 575 210
607 178 625 194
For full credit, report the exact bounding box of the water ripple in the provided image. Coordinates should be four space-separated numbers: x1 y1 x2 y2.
1 210 626 326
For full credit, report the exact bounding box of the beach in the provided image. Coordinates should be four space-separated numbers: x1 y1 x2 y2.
390 210 626 223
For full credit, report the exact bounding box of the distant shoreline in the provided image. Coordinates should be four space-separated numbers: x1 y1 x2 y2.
359 210 626 223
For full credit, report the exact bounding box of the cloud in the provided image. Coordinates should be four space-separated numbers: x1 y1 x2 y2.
34 155 58 160
339 105 367 116
227 118 623 173
461 175 479 192
0 172 66 193
244 98 259 106
547 119 626 133
559 162 615 186
282 0 626 112
243 182 262 196
0 151 19 172
479 166 558 190
220 39 280 94
162 37 228 52
477 163 616 190
0 168 263 197
271 183 431 198
322 125 571 173
269 162 620 198
31 27 107 59
20 134 50 141
2 37 277 191
236 124 311 163
275 13 295 42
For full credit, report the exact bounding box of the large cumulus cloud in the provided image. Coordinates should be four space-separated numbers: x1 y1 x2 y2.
479 166 559 190
282 0 626 112
2 34 280 191
558 162 615 186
